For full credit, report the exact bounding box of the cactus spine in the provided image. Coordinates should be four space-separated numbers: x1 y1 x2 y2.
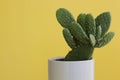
56 8 115 61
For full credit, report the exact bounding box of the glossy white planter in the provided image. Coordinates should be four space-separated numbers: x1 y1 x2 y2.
48 57 94 80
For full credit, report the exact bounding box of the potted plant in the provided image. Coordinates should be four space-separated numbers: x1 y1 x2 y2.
48 8 115 80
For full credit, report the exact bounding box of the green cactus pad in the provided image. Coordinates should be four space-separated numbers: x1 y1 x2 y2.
85 14 96 36
63 28 76 49
95 12 111 37
96 25 102 40
77 13 87 32
69 22 89 44
89 34 96 46
95 32 115 48
56 8 75 28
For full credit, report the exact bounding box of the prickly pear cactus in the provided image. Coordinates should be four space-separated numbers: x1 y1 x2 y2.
56 8 115 61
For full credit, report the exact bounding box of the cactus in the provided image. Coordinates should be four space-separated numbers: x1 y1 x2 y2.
56 8 115 61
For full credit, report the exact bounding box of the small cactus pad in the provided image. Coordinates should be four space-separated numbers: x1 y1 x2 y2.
95 32 115 48
63 28 76 49
56 8 75 28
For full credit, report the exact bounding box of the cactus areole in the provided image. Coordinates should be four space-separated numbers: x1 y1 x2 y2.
56 8 115 61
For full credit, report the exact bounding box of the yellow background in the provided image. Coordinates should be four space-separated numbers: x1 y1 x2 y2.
0 0 120 80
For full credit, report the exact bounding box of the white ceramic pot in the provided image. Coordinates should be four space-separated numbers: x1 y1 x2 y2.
48 57 94 80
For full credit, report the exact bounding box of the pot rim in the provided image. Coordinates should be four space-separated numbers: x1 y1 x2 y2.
48 56 94 63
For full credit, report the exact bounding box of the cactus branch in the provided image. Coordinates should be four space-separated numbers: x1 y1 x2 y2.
95 12 111 37
56 8 75 28
85 14 96 36
95 32 115 48
69 22 89 44
77 13 87 32
63 28 76 49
